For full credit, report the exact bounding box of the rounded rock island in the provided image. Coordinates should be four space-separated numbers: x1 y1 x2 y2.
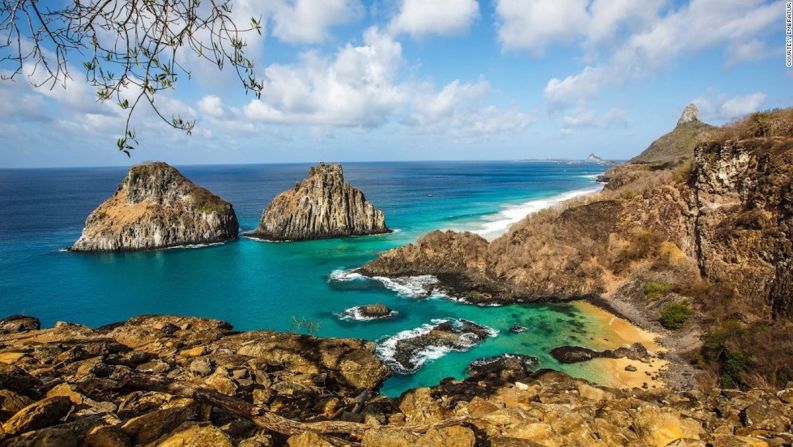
70 162 239 251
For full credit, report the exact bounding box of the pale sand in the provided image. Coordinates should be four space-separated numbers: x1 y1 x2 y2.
572 300 668 390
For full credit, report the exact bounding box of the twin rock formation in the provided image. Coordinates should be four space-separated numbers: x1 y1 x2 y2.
72 162 387 251
249 163 389 241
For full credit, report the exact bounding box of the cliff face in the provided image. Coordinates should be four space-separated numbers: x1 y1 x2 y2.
250 163 389 241
71 162 239 251
691 136 793 318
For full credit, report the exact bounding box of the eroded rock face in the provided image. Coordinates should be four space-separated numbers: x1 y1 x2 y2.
71 162 239 251
691 138 793 318
250 163 389 241
677 103 701 126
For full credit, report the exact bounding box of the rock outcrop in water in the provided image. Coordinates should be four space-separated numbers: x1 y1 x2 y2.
378 319 495 373
71 162 239 251
249 163 389 241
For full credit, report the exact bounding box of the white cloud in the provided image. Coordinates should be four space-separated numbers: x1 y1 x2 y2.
270 0 363 44
243 27 405 127
561 107 628 133
495 0 589 55
528 0 781 108
694 92 767 120
198 95 224 117
389 0 479 38
544 67 604 109
409 79 535 136
226 27 534 138
726 39 769 66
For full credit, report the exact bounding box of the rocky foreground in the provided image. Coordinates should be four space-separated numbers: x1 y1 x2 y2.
249 163 389 241
0 316 791 446
71 162 239 251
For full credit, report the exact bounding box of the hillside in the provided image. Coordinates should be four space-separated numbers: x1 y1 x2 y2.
363 107 793 390
629 103 714 165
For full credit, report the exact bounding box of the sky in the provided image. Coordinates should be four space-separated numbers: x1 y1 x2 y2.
1 0 791 168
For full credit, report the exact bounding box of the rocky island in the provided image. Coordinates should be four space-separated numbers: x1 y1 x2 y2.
70 162 239 251
248 163 389 241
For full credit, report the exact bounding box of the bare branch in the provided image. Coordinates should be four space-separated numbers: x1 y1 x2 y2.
0 0 264 155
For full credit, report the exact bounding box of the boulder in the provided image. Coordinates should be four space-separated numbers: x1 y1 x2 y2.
156 423 233 447
70 162 238 251
0 316 40 334
1 396 71 436
250 163 389 241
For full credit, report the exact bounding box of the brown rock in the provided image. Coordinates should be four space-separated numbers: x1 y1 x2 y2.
1 396 71 436
286 431 335 447
0 390 34 421
70 162 239 251
83 425 131 447
633 406 703 447
250 163 389 241
120 398 198 445
362 429 418 447
0 316 40 334
156 423 233 447
417 426 476 447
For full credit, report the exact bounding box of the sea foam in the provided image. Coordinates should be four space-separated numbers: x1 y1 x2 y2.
375 319 498 374
336 305 399 321
471 185 604 240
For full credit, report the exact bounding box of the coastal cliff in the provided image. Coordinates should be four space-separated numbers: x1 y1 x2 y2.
0 316 790 446
362 107 793 389
249 163 389 241
71 162 239 251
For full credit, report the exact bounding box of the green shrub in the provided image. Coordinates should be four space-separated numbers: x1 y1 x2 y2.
720 350 747 388
660 302 691 329
644 281 673 301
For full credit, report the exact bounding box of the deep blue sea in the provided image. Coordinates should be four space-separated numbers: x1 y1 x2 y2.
0 161 622 395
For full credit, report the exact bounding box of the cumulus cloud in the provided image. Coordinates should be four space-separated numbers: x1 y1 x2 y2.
519 0 781 108
409 79 535 136
693 92 767 120
389 0 479 38
242 27 405 127
544 67 604 109
561 107 628 129
228 27 533 138
495 0 589 55
198 95 225 118
270 0 363 44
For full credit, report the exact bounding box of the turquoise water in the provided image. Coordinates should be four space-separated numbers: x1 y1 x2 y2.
0 161 610 395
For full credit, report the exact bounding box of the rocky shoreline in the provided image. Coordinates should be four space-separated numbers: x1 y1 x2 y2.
0 315 790 446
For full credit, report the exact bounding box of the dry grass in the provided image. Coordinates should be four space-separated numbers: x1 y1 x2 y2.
709 108 793 141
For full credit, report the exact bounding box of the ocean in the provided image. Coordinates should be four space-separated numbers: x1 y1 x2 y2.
0 161 621 395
